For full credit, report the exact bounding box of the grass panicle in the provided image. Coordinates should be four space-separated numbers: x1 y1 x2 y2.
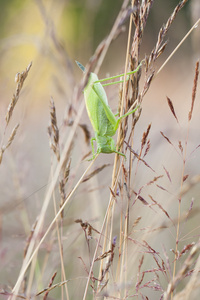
6 62 32 126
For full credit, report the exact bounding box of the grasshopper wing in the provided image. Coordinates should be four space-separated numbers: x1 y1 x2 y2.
84 72 109 136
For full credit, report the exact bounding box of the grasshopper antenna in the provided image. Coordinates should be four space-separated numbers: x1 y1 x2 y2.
76 61 85 73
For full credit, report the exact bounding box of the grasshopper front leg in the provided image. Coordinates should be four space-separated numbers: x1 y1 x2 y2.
114 105 139 132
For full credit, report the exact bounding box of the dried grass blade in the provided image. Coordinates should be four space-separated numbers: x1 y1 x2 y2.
78 123 91 144
109 187 117 200
132 216 142 229
143 139 151 157
183 174 189 182
43 272 57 300
188 61 199 121
138 195 149 206
136 255 144 292
82 164 110 182
125 141 155 172
160 131 173 146
36 279 70 297
163 165 172 183
178 141 183 155
166 96 179 123
185 198 194 221
0 148 4 164
141 123 151 149
149 195 173 224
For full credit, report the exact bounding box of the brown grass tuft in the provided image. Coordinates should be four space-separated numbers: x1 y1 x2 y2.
2 1 200 300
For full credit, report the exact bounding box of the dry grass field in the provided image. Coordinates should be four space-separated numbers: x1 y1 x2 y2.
0 1 200 299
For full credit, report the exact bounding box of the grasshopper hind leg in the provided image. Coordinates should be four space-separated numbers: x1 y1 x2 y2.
114 149 126 158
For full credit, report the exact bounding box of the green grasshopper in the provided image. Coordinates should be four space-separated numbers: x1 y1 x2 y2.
76 60 142 160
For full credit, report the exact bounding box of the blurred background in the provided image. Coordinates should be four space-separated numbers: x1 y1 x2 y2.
0 0 199 298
